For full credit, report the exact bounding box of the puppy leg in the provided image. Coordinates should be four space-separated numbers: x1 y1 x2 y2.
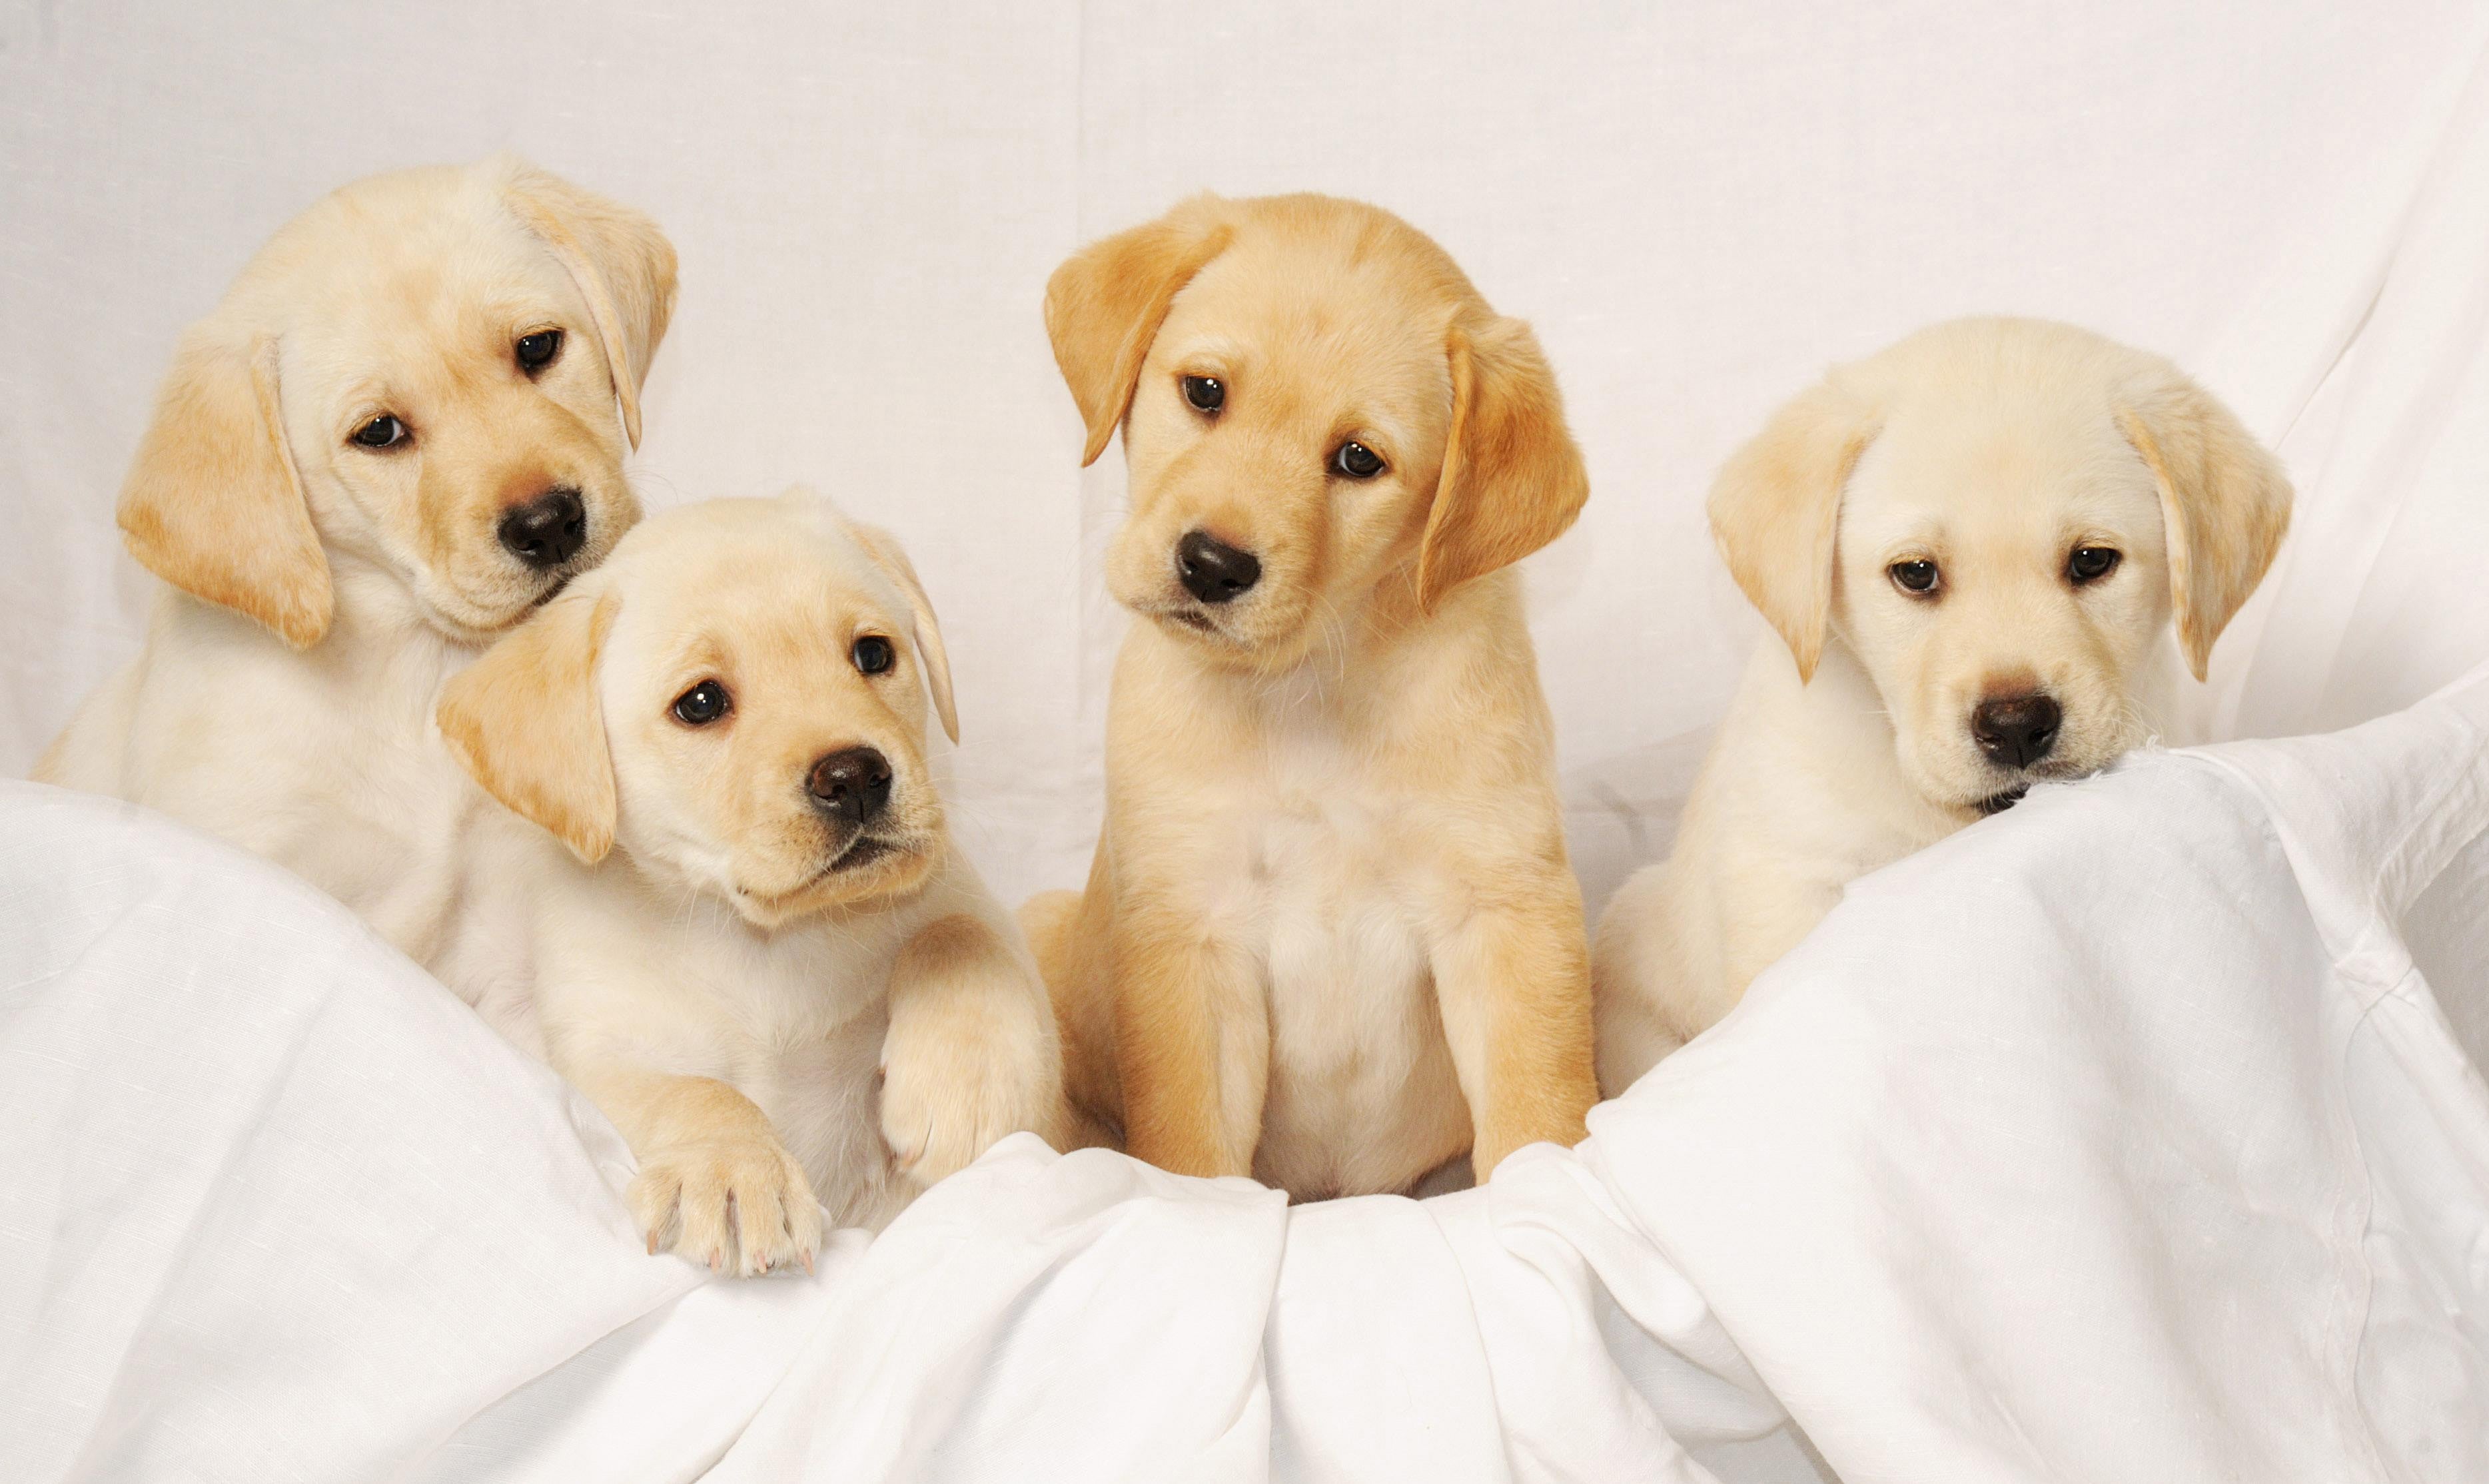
1018 888 1083 987
1111 905 1266 1180
569 1062 823 1277
1019 885 1122 1142
31 661 141 792
1589 863 1692 1096
1433 887 1598 1178
879 913 1065 1188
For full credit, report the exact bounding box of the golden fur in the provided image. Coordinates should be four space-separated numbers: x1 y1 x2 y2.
439 492 1061 1269
1023 193 1598 1198
1594 318 2294 1088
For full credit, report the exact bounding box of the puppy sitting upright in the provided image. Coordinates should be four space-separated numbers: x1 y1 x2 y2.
439 492 1061 1270
36 157 674 964
1023 194 1599 1200
1594 317 2293 1092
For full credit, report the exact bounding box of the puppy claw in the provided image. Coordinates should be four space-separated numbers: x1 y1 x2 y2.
629 1132 819 1278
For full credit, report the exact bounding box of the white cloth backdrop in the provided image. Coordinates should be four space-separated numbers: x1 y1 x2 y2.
6 0 2488 911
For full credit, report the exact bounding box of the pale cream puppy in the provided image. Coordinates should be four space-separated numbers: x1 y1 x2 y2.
1594 317 2294 1091
438 492 1062 1271
36 156 675 966
1022 193 1600 1200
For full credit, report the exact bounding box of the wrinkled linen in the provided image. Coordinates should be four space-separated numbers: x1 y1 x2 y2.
4 667 2484 1483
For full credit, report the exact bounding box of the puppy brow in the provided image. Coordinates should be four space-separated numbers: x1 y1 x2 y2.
1330 423 1392 456
1874 528 1947 561
669 637 732 681
1167 335 1243 370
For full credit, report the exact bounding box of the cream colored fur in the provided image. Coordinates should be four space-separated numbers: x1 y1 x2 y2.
439 492 1061 1272
1023 193 1599 1199
1593 318 2293 1091
33 156 675 966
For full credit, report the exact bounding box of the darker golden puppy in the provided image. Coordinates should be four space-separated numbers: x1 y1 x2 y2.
1024 193 1598 1199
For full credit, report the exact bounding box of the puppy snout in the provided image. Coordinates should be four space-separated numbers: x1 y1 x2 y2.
1971 693 2063 769
807 746 893 827
1177 530 1261 605
497 487 588 571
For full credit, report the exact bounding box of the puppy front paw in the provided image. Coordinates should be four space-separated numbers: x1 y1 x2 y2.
879 917 1063 1188
879 1013 1059 1188
630 1133 825 1278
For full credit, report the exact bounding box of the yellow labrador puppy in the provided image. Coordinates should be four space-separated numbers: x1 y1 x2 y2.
438 492 1062 1270
1022 193 1599 1200
1593 317 2293 1091
35 157 674 965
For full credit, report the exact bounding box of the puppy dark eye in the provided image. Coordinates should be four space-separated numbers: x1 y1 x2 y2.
352 414 408 450
1889 559 1940 595
672 679 731 725
516 329 564 374
1181 374 1225 413
851 635 896 675
2068 546 2122 584
1330 441 1385 480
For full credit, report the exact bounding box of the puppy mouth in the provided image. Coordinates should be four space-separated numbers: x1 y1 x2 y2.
1971 756 2091 815
825 834 902 873
1975 785 2030 815
1138 601 1242 645
428 568 583 643
732 835 919 918
790 831 915 890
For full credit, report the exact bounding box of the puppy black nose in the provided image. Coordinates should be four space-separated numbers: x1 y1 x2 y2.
1177 530 1261 605
497 488 587 570
807 746 893 826
1973 693 2063 769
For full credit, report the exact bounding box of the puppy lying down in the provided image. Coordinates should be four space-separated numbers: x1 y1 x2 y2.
1594 318 2292 1093
438 492 1061 1271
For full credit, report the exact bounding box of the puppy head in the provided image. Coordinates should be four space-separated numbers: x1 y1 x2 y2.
438 490 958 929
1711 317 2290 815
118 155 678 649
1045 193 1586 671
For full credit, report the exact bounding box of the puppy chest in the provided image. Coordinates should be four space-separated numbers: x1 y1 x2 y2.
1214 799 1427 982
1213 803 1468 1169
611 930 902 1213
746 1012 889 1212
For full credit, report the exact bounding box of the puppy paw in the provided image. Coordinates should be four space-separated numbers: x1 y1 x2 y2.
630 1133 824 1278
879 1016 1059 1188
879 925 1061 1187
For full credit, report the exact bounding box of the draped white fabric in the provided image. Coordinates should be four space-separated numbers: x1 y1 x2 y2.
5 669 2484 1482
5 5 2489 1481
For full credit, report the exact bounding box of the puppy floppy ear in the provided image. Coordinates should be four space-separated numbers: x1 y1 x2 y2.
498 156 680 452
844 518 960 745
437 586 622 865
2115 376 2292 682
1708 378 1879 683
1043 196 1233 466
117 329 330 651
1416 316 1590 609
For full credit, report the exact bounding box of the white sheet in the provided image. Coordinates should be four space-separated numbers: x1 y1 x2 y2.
5 667 2484 1483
